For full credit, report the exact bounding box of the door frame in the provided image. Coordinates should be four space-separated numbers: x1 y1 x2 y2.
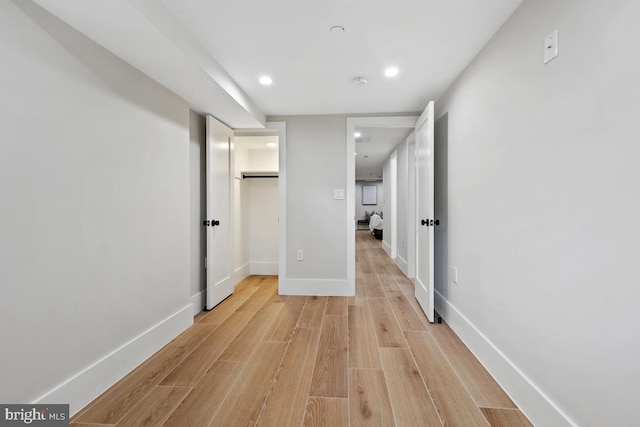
406 132 417 278
346 116 418 292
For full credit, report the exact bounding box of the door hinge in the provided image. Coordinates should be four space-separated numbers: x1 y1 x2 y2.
204 256 207 269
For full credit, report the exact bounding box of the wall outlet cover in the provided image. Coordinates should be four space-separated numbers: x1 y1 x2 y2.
544 29 559 64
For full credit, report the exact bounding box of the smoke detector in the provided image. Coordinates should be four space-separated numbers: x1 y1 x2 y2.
352 76 368 86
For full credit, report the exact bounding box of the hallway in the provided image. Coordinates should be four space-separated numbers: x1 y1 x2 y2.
70 230 531 426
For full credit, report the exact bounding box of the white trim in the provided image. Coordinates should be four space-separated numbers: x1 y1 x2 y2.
382 241 392 257
232 262 250 285
406 132 417 279
190 290 205 316
279 278 353 296
269 121 287 292
250 262 279 275
389 150 398 259
346 120 356 296
395 255 408 275
34 304 193 416
435 290 578 427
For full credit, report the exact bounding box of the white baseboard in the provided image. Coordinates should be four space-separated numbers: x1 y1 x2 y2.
232 262 250 285
250 262 278 275
434 290 576 427
279 278 354 296
35 304 194 416
382 241 392 257
190 290 205 316
395 255 408 275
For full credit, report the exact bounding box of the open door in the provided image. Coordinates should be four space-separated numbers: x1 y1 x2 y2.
415 101 435 323
205 115 234 309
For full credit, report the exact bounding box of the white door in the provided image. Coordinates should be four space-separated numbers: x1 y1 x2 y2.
415 101 435 323
205 115 234 309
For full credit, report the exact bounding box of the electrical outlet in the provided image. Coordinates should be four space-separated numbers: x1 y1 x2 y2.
452 267 458 284
297 249 304 261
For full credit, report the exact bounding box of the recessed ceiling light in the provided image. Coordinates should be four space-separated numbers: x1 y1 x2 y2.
259 76 273 85
354 132 361 138
384 67 399 77
330 25 345 35
354 152 358 155
265 142 277 148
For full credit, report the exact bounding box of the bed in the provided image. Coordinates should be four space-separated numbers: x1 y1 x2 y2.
369 212 383 240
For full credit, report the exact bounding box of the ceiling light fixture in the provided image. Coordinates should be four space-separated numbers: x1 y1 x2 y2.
265 142 277 148
259 76 273 85
354 132 361 138
384 67 399 77
352 76 368 86
330 25 345 35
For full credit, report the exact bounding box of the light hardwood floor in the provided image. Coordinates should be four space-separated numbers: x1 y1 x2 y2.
71 230 532 427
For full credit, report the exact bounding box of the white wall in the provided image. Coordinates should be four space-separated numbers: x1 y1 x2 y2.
249 179 279 274
248 149 278 172
232 142 250 282
189 111 206 313
355 181 383 220
435 1 640 426
269 115 348 294
0 1 191 414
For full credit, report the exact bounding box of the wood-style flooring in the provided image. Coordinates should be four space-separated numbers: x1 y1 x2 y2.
71 230 532 427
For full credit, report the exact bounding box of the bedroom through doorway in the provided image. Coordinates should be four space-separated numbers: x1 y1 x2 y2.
351 119 415 274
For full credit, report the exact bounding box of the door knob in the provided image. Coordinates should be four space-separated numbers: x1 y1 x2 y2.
212 220 220 226
435 219 440 226
421 219 427 226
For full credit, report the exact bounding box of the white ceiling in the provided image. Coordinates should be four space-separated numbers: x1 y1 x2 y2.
355 127 412 180
33 0 523 176
160 0 523 116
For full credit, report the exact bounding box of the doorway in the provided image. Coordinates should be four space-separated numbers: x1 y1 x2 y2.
347 116 417 287
346 108 437 322
205 119 285 310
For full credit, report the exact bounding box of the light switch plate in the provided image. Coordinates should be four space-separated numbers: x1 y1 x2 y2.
334 189 345 200
544 29 559 64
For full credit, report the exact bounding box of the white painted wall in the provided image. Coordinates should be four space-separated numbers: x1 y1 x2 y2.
355 181 383 220
269 115 348 293
435 1 640 425
249 179 279 274
232 143 250 282
189 111 206 313
0 1 191 413
248 149 278 172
